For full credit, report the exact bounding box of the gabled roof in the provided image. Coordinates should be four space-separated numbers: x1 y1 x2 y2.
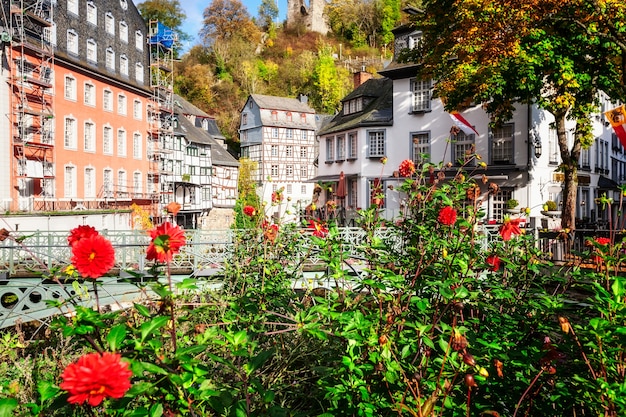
248 94 315 114
172 94 239 167
317 78 393 136
173 93 210 117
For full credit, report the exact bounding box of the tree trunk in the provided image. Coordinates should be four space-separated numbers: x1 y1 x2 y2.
555 113 582 231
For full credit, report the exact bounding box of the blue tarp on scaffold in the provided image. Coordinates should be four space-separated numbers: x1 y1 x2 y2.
149 22 176 49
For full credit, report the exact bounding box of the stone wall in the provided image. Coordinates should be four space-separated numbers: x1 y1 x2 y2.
286 0 329 35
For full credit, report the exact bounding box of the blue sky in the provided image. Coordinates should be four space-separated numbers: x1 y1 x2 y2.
177 0 288 52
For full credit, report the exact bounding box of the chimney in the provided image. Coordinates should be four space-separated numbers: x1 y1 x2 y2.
353 67 372 88
298 93 308 104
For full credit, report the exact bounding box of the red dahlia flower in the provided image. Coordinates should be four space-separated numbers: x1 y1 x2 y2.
438 206 457 226
68 225 99 248
398 159 416 177
486 254 501 272
243 205 256 217
309 220 328 238
60 352 132 406
595 237 611 245
70 234 115 279
499 217 522 241
146 222 186 263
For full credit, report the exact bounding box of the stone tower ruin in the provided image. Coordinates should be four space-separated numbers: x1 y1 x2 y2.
286 0 330 35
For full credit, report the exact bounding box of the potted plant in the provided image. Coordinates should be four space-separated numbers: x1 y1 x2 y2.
541 200 561 218
506 198 519 213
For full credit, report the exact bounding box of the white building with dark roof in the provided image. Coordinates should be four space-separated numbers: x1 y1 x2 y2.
239 94 318 222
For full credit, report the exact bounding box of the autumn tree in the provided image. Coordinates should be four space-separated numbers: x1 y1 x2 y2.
201 0 261 45
412 0 626 230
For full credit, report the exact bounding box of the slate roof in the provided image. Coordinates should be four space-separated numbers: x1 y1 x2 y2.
317 77 393 136
249 94 315 113
172 94 239 167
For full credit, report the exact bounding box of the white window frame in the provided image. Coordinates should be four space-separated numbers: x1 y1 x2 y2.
66 29 78 55
64 75 76 100
117 94 127 115
103 125 112 154
135 30 144 51
86 2 97 25
103 169 113 198
286 165 293 177
120 54 128 76
272 127 279 138
135 63 144 83
410 78 432 112
271 164 279 177
117 170 127 197
133 171 142 196
103 89 113 112
117 129 127 157
133 99 142 120
84 167 95 198
490 123 514 164
64 165 77 198
119 21 128 43
64 116 77 149
84 82 95 106
452 131 475 166
412 132 431 166
105 47 115 70
67 0 78 15
86 38 97 63
105 12 114 35
133 132 142 159
84 120 96 152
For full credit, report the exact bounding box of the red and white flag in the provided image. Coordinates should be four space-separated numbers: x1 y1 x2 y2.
605 105 626 149
450 112 479 136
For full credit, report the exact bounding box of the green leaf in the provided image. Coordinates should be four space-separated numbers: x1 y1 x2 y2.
176 278 198 290
140 316 170 342
149 403 163 417
37 381 59 403
245 349 275 376
0 398 18 417
138 362 169 375
107 325 128 352
175 344 207 359
134 303 152 318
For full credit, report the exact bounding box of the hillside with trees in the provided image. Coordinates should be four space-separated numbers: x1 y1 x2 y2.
138 0 411 154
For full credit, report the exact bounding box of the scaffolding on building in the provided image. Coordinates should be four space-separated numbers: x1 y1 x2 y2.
3 0 55 212
147 20 176 220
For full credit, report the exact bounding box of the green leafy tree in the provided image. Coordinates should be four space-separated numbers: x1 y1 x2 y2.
311 43 350 114
378 0 401 46
258 0 279 31
412 0 626 230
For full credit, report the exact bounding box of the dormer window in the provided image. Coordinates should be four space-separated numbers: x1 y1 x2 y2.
344 98 363 115
408 31 423 50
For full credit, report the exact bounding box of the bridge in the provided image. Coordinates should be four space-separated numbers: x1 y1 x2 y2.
0 228 398 331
